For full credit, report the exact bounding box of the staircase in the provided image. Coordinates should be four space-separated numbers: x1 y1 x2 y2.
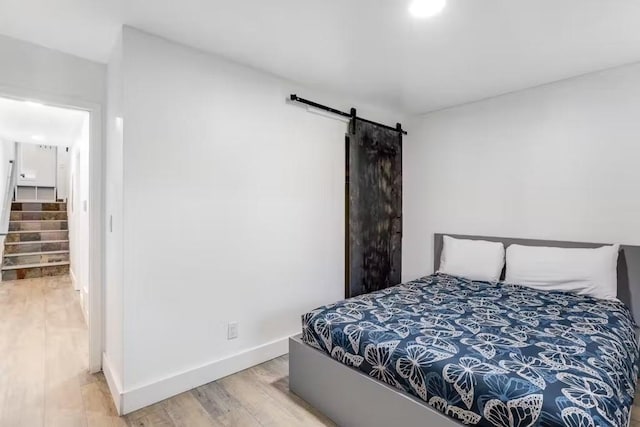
2 201 70 281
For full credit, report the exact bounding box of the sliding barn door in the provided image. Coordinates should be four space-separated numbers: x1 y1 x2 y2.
346 119 402 298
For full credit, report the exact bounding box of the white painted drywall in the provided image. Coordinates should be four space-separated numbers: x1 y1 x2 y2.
403 62 640 281
68 117 90 308
104 31 124 402
105 27 405 409
0 34 105 104
16 143 57 188
56 146 70 200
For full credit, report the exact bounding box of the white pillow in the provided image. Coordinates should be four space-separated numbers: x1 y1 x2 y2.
438 236 505 282
505 244 620 300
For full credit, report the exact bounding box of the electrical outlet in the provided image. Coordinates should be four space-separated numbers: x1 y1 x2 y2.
227 322 239 340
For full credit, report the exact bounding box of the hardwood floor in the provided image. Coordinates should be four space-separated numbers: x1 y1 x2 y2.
0 275 121 427
0 275 335 427
3 274 640 427
125 356 335 427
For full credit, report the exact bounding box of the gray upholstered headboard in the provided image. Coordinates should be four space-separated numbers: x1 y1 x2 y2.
434 233 640 323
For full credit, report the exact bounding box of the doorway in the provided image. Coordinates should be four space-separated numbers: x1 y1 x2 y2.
0 91 103 373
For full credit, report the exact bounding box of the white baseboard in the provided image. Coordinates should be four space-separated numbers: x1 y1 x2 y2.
0 236 5 280
71 268 89 324
120 336 289 414
70 267 79 290
102 352 124 415
79 289 89 325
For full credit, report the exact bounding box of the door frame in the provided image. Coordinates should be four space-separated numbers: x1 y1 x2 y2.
0 84 104 373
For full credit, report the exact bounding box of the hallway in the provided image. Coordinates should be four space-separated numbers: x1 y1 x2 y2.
0 275 122 426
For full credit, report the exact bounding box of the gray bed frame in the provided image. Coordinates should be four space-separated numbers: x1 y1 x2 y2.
289 234 640 427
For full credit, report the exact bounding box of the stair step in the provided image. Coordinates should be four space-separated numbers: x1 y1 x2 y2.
3 250 70 267
1 261 69 281
5 230 68 243
4 240 70 254
2 201 70 281
8 229 69 233
5 239 69 245
10 219 67 221
2 260 70 271
10 220 67 222
4 250 69 257
11 202 67 212
13 200 65 203
9 220 68 231
10 211 67 221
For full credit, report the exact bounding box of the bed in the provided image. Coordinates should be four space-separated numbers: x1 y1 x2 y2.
289 234 640 427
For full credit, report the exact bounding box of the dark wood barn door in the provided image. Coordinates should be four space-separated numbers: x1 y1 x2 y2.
345 119 402 298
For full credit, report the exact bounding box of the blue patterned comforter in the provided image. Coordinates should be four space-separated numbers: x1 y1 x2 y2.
301 274 639 426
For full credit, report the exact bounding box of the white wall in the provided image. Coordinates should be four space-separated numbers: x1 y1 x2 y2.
0 34 104 105
56 146 70 200
104 31 124 410
68 117 90 311
16 143 57 188
403 62 640 281
104 27 405 412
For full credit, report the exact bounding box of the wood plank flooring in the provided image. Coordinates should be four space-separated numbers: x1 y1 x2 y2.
0 275 121 427
0 275 334 427
2 274 640 426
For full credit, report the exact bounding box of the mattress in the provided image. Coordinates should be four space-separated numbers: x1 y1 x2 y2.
301 274 639 426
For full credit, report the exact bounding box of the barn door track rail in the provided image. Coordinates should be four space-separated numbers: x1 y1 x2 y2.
289 94 407 135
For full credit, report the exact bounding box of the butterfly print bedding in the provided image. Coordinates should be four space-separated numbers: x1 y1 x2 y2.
301 274 639 426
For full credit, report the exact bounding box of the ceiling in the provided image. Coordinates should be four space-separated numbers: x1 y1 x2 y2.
0 97 88 146
1 0 639 113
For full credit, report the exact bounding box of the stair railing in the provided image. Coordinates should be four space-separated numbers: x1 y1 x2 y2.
0 142 18 237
